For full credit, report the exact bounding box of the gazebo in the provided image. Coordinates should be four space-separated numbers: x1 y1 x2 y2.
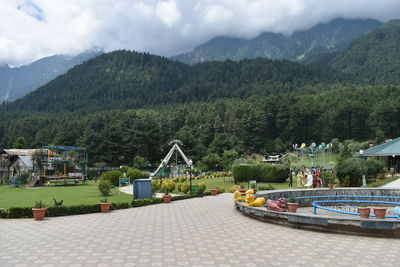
356 138 400 173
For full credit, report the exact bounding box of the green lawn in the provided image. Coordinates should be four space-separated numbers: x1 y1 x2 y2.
0 177 297 209
0 182 132 209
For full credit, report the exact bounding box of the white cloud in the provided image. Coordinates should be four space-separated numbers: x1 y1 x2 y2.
155 0 181 27
0 0 399 66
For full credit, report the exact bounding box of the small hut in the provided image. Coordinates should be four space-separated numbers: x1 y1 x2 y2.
355 138 400 173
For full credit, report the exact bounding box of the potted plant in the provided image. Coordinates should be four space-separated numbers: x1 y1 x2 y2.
100 198 111 213
161 180 174 203
322 171 336 189
32 200 47 220
210 188 218 196
357 205 370 218
374 207 387 219
163 189 171 203
287 196 299 213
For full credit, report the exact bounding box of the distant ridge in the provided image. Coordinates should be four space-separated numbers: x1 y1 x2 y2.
172 18 382 64
0 50 102 102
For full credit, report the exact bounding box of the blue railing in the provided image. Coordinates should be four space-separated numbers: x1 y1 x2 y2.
312 200 400 218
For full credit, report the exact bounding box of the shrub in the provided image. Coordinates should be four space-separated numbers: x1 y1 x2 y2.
131 198 162 207
238 182 247 189
341 176 351 187
197 183 206 192
151 180 161 193
216 187 225 193
7 207 32 218
230 185 241 193
98 179 111 196
320 171 336 186
232 164 288 183
127 168 148 182
181 183 190 194
365 158 385 178
176 183 182 192
161 179 176 194
336 158 362 186
99 170 122 186
258 184 275 190
34 200 47 208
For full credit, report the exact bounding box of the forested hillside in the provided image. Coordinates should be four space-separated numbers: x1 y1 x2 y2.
1 85 399 166
1 50 341 113
310 19 400 84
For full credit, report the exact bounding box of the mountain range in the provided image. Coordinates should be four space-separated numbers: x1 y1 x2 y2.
172 18 382 64
1 18 400 163
0 50 102 102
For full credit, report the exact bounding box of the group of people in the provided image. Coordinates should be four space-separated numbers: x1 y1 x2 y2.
288 168 322 188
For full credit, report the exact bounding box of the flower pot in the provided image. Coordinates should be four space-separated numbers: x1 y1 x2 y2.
163 194 171 203
210 188 218 196
328 184 334 189
358 207 370 218
100 202 111 213
32 208 47 220
238 189 246 196
374 208 387 219
287 203 299 213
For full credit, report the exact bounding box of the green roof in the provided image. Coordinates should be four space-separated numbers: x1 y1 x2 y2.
359 137 400 157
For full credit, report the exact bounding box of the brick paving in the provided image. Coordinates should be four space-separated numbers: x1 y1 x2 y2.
1 193 399 266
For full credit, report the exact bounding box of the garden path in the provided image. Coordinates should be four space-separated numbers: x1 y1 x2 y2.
1 194 399 266
381 177 400 188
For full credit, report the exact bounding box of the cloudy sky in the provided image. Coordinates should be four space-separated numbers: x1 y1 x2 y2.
1 0 399 66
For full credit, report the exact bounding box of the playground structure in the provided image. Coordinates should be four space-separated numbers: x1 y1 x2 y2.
151 140 193 179
29 146 88 186
293 142 331 168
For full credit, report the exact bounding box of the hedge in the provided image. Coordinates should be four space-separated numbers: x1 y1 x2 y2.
232 164 289 183
0 191 223 219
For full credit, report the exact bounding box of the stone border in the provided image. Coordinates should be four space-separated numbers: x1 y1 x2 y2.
235 188 400 237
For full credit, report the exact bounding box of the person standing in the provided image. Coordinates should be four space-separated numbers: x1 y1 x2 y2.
288 171 293 187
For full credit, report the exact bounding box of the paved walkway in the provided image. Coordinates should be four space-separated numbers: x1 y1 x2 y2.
1 194 400 266
382 177 400 188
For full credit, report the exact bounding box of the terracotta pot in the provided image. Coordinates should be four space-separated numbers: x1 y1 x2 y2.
163 194 171 203
374 208 387 219
328 184 334 189
287 203 299 213
210 188 218 196
358 207 370 218
100 202 111 213
32 208 47 220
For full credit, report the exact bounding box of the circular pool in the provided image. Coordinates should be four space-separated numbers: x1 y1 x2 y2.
235 188 400 237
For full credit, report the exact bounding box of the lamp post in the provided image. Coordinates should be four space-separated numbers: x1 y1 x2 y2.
359 150 367 187
188 160 193 196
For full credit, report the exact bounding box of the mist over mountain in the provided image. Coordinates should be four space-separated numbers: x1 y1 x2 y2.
172 18 382 64
0 50 102 102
